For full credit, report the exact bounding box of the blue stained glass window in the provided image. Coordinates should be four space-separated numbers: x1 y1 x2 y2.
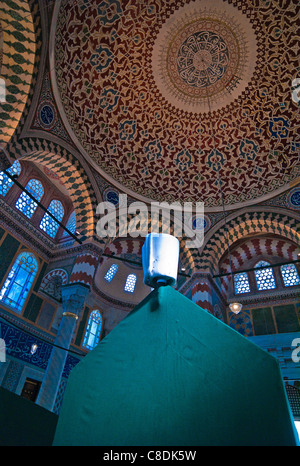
39 199 64 238
234 272 251 294
0 251 38 313
0 160 21 197
104 263 118 282
82 310 102 351
62 211 76 237
254 260 276 291
124 273 137 293
280 264 300 287
15 178 44 218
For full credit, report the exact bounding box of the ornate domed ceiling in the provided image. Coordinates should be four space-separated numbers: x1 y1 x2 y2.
54 0 299 209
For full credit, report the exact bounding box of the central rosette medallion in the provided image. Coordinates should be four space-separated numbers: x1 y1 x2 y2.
176 31 229 88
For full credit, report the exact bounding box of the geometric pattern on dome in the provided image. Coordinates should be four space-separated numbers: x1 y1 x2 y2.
55 0 300 207
157 2 249 111
176 31 229 88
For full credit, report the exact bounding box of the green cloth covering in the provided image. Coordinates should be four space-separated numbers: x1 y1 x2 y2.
53 286 298 446
0 386 58 446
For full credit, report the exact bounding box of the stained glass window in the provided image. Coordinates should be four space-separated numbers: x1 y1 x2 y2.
62 211 76 237
124 273 137 293
0 160 21 197
280 264 300 287
39 199 64 238
234 272 251 294
104 264 118 282
254 260 276 291
0 252 38 313
82 310 102 351
15 179 44 218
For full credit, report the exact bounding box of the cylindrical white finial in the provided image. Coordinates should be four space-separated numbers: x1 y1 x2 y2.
142 233 180 288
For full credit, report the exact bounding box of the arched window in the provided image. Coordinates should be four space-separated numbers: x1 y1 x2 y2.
0 160 21 197
104 263 118 282
62 211 76 237
254 260 276 291
234 272 251 294
0 251 38 313
15 179 44 218
82 310 102 351
124 273 137 293
280 264 300 287
39 199 64 238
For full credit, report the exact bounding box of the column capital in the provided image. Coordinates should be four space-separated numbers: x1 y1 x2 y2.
62 311 79 320
61 283 90 316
